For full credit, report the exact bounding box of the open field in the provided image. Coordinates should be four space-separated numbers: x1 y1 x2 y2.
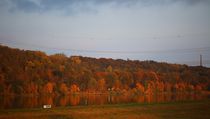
0 100 210 119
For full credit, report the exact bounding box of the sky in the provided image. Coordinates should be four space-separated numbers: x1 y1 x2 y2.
0 0 210 67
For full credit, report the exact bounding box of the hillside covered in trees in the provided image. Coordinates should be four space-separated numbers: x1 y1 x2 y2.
0 45 210 96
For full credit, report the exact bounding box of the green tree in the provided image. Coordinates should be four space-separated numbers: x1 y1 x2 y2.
88 78 97 92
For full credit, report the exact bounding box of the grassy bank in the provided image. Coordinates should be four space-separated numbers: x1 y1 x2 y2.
0 100 210 119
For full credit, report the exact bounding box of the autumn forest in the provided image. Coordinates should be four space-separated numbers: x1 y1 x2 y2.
0 45 210 96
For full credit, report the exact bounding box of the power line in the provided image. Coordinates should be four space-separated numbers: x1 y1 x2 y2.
1 40 210 67
1 39 210 54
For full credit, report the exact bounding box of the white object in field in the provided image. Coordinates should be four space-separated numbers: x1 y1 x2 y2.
43 105 51 109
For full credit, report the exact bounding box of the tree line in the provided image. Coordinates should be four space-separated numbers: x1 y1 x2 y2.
0 45 210 95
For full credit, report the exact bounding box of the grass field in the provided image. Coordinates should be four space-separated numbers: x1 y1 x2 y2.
0 100 210 119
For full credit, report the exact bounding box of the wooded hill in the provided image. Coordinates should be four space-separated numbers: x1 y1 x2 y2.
0 45 210 95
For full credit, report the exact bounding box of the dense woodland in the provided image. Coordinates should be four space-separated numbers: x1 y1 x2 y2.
0 45 210 96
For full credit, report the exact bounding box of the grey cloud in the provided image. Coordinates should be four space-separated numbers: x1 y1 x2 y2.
4 0 210 14
10 0 40 12
176 0 210 5
8 0 101 14
39 0 138 12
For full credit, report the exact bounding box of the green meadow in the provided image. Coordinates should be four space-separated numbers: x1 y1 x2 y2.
0 100 210 119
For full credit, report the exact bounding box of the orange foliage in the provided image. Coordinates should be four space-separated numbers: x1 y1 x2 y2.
136 83 145 94
24 96 38 108
97 79 106 92
156 81 164 92
95 72 107 79
178 83 186 92
71 56 81 64
173 83 187 92
195 85 202 92
0 45 209 95
41 96 54 106
70 95 80 106
113 79 122 91
174 83 179 92
164 82 172 92
70 84 80 93
187 84 194 92
60 96 68 106
60 83 68 95
134 70 145 80
145 81 155 95
43 82 54 94
150 71 159 80
25 82 38 94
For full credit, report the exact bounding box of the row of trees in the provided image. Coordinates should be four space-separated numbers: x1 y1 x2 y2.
0 45 210 95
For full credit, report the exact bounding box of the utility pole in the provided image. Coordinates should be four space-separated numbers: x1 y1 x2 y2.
200 54 202 66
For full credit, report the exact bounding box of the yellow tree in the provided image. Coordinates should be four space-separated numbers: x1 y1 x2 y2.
88 78 97 93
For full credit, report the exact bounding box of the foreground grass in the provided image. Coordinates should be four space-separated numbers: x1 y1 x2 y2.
0 100 210 119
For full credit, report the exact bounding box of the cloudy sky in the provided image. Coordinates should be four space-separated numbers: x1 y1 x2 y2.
0 0 210 66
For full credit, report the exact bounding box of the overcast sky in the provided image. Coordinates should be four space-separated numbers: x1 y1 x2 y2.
0 0 210 67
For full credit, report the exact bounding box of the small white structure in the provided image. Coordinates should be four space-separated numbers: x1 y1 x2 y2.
43 105 51 109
